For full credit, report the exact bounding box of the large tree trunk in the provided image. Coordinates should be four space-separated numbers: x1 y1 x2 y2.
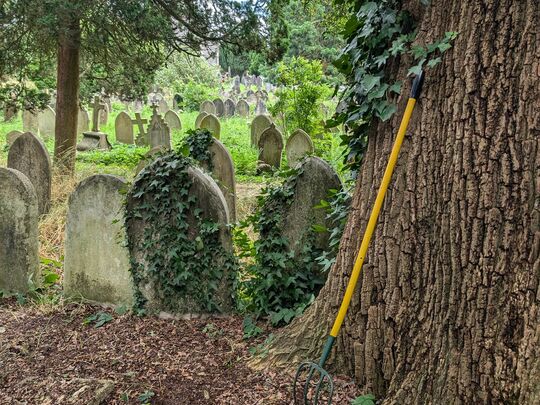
54 17 81 174
262 1 540 403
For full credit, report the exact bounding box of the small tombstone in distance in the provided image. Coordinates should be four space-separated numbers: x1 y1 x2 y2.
224 99 236 117
195 111 208 128
258 123 284 169
7 132 52 216
77 107 90 135
213 98 225 117
158 98 169 115
164 110 182 131
77 96 112 151
147 105 171 150
286 129 314 167
64 175 133 306
200 100 216 115
282 157 342 256
6 130 23 146
132 113 149 146
255 98 267 115
200 114 221 139
99 102 109 126
0 167 40 294
236 100 249 117
115 111 134 144
250 114 272 147
22 109 39 135
37 105 56 139
126 154 234 314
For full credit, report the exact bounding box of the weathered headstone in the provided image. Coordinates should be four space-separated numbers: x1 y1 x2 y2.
164 110 182 131
236 100 249 117
195 112 208 128
158 99 169 115
200 100 216 115
37 106 55 138
247 93 258 105
99 103 109 126
22 109 39 135
7 132 52 216
0 168 39 293
64 175 133 305
6 130 23 146
115 111 134 144
282 157 342 255
258 123 284 169
255 98 267 115
200 114 221 139
213 98 225 117
286 129 314 167
126 162 233 314
148 106 171 150
132 113 149 146
77 107 90 135
77 96 111 151
224 99 236 117
250 114 272 147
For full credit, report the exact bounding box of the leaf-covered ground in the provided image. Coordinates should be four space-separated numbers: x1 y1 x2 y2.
0 300 359 404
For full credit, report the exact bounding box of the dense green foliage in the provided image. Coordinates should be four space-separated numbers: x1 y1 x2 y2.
125 151 238 313
183 128 216 170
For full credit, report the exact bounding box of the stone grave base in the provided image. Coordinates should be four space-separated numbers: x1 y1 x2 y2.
77 132 112 151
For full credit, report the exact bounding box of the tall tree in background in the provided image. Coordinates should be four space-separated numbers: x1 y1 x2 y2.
0 0 253 173
262 0 540 402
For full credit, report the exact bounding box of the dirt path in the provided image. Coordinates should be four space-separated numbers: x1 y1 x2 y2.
0 301 359 404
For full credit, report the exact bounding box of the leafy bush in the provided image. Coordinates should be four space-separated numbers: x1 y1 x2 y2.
76 143 147 168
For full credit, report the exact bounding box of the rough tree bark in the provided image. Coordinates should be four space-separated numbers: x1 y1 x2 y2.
54 17 81 174
262 1 540 403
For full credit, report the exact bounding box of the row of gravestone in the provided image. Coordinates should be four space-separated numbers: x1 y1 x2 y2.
200 98 257 118
114 108 181 146
0 153 338 314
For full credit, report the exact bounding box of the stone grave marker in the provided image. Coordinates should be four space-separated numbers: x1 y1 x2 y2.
236 100 249 117
148 105 171 150
77 96 111 151
195 112 208 128
115 111 134 144
164 110 182 131
132 113 148 146
255 98 267 115
250 114 272 147
0 167 39 293
64 174 133 305
126 161 233 314
282 157 342 255
224 99 236 117
285 129 314 167
22 109 39 135
77 107 90 135
158 99 169 115
200 100 216 115
99 103 109 126
8 132 52 216
37 106 56 138
6 130 23 146
258 123 284 169
200 114 221 139
213 98 225 117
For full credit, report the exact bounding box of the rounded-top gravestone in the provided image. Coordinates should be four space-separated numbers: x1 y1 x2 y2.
115 111 134 144
250 114 272 147
7 132 52 216
64 175 133 306
6 130 23 146
22 109 39 135
258 123 284 168
200 114 221 139
99 103 109 126
224 99 235 117
37 106 55 138
0 167 39 294
164 110 182 130
236 100 249 117
213 98 225 117
195 112 208 128
200 100 216 115
77 108 90 135
282 157 342 255
286 129 314 167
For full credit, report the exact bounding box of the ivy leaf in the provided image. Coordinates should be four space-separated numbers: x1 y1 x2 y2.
361 74 380 92
408 59 425 77
388 81 402 95
427 57 442 68
437 42 452 52
376 103 397 122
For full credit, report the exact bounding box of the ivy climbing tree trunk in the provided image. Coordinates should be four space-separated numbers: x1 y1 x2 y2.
261 1 540 403
54 16 81 174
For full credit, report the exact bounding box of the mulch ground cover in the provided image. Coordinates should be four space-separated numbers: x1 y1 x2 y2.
0 300 359 404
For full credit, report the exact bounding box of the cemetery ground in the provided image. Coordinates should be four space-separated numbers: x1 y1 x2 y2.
0 105 356 403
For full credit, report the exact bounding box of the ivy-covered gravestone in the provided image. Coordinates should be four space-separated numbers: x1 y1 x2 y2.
125 152 236 315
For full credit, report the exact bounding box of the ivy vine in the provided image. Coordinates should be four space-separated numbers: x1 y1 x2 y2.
183 128 215 171
124 150 238 314
330 0 458 173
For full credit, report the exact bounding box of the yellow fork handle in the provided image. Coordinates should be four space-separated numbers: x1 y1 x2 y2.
329 97 418 338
